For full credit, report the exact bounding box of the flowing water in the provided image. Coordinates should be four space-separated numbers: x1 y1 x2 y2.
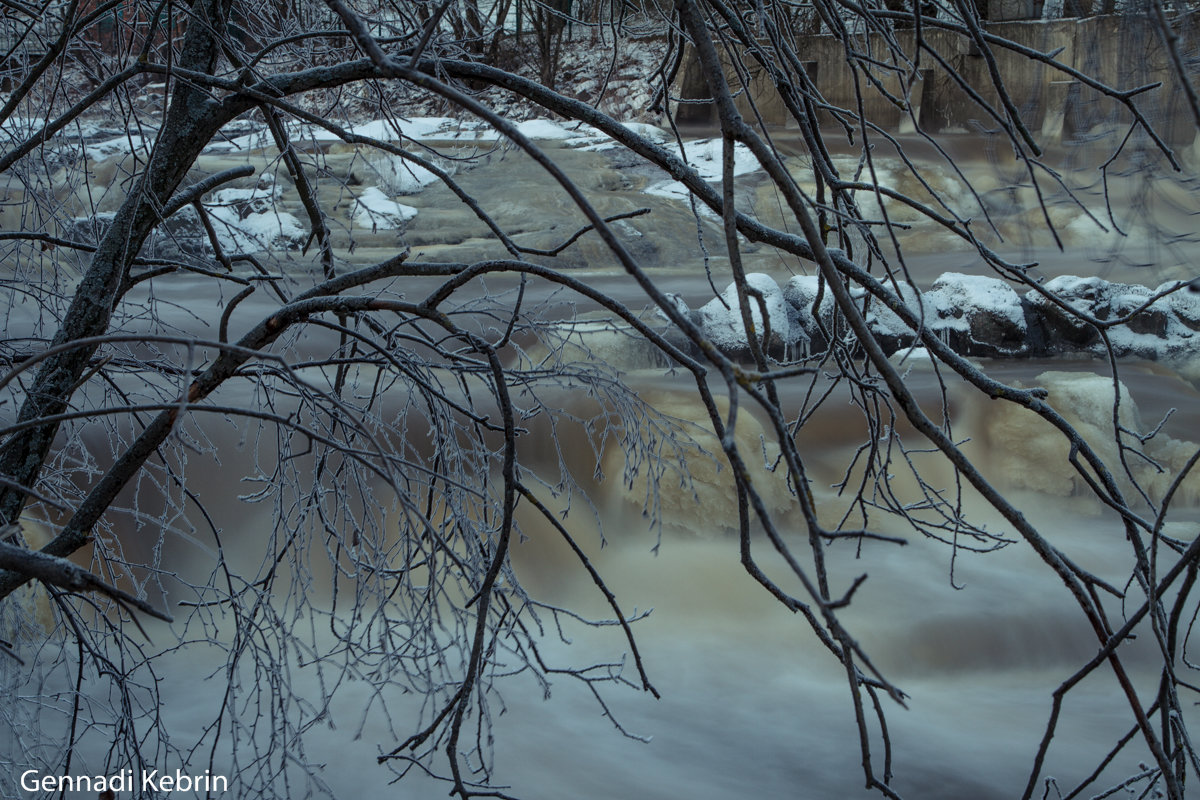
7 124 1200 798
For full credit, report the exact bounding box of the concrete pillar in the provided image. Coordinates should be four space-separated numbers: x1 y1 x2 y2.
1040 80 1076 144
899 71 927 134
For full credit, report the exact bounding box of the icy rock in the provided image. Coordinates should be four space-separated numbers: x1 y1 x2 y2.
1026 276 1172 355
85 134 152 162
209 182 280 216
147 206 215 259
784 275 927 354
63 207 212 260
1158 280 1200 333
857 280 926 354
697 273 798 360
1024 276 1103 351
926 273 1033 357
66 171 308 258
60 212 116 247
653 293 701 356
783 275 837 350
1092 283 1166 337
670 271 1200 366
659 292 694 321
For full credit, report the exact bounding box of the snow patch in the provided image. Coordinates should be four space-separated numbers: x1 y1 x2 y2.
364 153 441 195
204 177 305 252
86 135 151 161
203 116 499 153
577 122 671 151
641 138 761 212
620 122 670 143
679 138 760 181
513 119 580 139
643 180 717 218
202 116 675 158
353 187 418 231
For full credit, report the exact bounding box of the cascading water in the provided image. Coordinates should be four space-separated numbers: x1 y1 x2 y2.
6 122 1200 799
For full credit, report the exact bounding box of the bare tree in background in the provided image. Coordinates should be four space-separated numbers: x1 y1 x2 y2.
1 0 1200 798
527 0 572 88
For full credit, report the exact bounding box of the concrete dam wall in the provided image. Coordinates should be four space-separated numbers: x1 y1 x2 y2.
673 14 1200 146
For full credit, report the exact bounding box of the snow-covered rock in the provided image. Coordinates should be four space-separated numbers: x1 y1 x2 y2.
1163 280 1200 332
926 273 1032 356
204 177 306 252
660 272 1200 369
696 273 798 360
784 274 928 354
85 134 152 162
855 280 928 354
1025 275 1178 357
782 275 837 335
64 206 211 260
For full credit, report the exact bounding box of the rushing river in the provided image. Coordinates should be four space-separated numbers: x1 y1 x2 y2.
6 122 1200 799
